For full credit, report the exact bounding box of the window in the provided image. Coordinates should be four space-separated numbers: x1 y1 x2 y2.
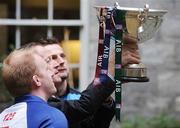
0 0 90 90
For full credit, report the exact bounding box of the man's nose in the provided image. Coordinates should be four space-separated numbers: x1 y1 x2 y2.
53 60 59 67
57 56 65 64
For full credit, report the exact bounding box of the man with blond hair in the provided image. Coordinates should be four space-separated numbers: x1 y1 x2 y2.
0 48 68 128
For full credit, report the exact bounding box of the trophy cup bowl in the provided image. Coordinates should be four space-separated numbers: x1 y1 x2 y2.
95 3 167 82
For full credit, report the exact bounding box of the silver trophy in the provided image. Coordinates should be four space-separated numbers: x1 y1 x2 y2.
95 3 167 82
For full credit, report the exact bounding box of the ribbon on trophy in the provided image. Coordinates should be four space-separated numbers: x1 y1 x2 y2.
94 8 105 80
94 8 112 84
94 6 127 121
113 9 127 121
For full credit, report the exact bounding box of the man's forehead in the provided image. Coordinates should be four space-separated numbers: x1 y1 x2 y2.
33 45 51 58
44 44 64 55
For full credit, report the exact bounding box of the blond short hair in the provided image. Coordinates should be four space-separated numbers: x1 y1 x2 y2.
2 49 37 97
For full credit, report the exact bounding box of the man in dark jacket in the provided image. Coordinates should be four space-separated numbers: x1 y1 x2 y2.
21 36 140 128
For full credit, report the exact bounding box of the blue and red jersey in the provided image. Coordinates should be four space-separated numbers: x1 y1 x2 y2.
0 94 68 128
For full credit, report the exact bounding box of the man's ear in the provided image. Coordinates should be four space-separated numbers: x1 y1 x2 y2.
32 75 41 87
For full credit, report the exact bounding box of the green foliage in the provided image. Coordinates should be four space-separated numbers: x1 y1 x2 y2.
121 113 180 128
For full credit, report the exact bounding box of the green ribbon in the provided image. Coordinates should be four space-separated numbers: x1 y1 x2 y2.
114 9 127 121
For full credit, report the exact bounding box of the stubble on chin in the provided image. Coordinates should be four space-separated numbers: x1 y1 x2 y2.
59 72 68 80
60 76 68 80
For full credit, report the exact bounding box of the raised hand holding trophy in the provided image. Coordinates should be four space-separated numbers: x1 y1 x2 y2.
94 2 167 121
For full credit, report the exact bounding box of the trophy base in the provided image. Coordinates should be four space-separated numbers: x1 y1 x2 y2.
121 63 149 82
120 76 149 82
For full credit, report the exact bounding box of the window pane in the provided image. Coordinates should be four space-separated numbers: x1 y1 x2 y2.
0 0 15 19
69 68 79 89
21 26 47 45
53 26 80 41
0 25 15 106
53 26 80 88
0 26 15 56
21 0 47 19
54 0 80 19
0 25 15 103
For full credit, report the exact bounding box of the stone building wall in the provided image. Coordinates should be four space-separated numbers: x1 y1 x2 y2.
88 0 180 127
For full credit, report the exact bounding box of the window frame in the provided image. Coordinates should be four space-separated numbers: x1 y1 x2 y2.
0 0 89 90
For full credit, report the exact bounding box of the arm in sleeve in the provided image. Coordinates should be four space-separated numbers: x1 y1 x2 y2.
92 96 115 128
50 75 115 125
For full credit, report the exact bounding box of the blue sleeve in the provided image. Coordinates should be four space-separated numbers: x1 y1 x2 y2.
27 103 68 128
39 118 54 128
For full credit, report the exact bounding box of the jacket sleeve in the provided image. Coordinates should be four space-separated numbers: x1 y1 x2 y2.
92 97 115 128
49 75 115 125
73 96 115 128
